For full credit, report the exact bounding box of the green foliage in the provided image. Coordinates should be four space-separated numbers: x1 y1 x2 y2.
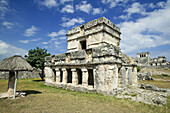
24 47 51 80
117 41 120 46
137 66 141 72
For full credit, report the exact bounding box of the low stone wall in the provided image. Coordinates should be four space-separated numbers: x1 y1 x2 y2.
140 64 170 70
0 69 41 79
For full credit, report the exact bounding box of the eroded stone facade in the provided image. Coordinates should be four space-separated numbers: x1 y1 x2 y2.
44 17 138 95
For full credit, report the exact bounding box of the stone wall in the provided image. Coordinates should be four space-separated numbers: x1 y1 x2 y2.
0 69 41 79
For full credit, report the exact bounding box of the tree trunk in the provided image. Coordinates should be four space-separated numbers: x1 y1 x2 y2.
7 71 15 96
40 68 44 81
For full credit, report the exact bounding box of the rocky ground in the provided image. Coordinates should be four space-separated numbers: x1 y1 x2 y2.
116 84 170 106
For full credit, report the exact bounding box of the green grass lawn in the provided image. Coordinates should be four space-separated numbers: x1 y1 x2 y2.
0 78 169 113
139 74 170 89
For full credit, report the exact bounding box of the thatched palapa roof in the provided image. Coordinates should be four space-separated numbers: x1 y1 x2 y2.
0 55 33 71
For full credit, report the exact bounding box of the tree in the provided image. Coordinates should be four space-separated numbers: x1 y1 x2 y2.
24 47 51 80
137 66 141 72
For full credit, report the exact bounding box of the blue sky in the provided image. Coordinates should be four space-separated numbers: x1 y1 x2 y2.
0 0 170 61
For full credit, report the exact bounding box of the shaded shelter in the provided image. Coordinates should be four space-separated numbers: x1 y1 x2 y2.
0 55 33 98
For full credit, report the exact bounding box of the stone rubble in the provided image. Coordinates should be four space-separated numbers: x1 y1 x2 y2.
137 72 154 81
115 85 169 106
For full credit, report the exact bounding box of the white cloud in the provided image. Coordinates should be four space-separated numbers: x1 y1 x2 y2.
92 8 106 15
151 50 170 61
0 0 9 18
40 0 58 8
61 17 85 27
48 29 66 38
59 37 66 39
101 0 127 8
0 40 27 61
157 1 165 8
61 5 74 13
124 2 146 17
19 40 29 44
19 38 42 43
118 15 128 20
76 1 92 14
148 2 166 9
24 25 38 37
41 42 49 45
148 3 155 8
119 0 170 55
60 0 73 4
55 41 59 44
2 21 13 29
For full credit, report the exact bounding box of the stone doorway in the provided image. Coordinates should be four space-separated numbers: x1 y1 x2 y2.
52 69 56 82
59 69 63 82
67 69 72 83
77 69 82 84
88 69 94 87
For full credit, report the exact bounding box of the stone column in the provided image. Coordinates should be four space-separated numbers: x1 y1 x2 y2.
113 64 118 89
106 66 115 91
7 71 15 96
71 69 78 85
62 68 67 84
44 67 53 83
132 66 138 87
93 69 96 89
125 67 128 86
118 66 126 88
55 68 60 83
82 68 88 87
128 67 132 85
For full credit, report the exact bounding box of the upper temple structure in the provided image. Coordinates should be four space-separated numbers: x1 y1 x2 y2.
44 17 138 95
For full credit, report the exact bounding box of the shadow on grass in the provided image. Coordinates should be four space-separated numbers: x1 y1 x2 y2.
32 80 45 82
21 90 42 95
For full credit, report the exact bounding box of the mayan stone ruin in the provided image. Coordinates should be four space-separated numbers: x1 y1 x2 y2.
134 52 169 67
44 17 138 95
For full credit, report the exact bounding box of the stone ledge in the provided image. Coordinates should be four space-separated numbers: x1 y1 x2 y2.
44 82 96 93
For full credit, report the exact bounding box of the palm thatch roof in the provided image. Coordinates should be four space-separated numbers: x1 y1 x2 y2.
0 55 33 71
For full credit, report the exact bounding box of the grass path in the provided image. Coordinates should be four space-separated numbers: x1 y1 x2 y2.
0 78 169 113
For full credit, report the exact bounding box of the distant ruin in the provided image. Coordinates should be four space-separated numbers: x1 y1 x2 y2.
134 52 169 66
44 17 138 95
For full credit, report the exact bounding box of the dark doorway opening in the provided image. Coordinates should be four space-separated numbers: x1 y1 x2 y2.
59 69 63 82
67 69 72 83
88 69 94 87
52 69 56 82
77 69 82 84
80 40 86 50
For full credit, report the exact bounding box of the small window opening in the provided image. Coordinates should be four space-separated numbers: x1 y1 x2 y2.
80 40 86 50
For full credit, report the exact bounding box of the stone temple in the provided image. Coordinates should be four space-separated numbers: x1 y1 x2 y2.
135 52 169 66
44 17 138 95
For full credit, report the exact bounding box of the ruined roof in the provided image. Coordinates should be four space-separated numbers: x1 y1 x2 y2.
136 52 150 55
0 55 33 71
158 56 166 58
66 17 120 36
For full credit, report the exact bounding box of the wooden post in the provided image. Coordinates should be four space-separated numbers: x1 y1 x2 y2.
13 71 18 99
7 71 15 96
